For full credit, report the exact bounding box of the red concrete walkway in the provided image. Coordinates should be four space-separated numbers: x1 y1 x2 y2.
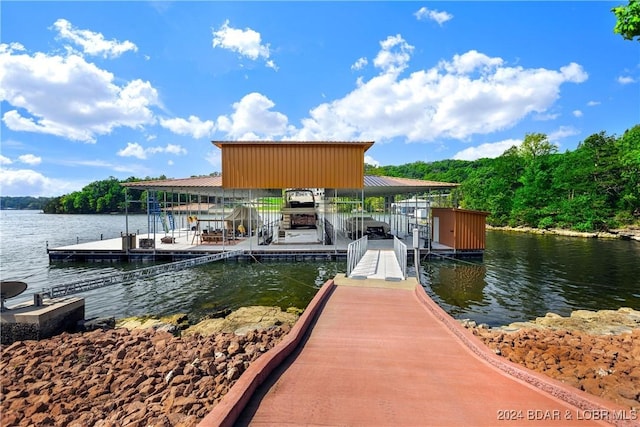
200 276 634 427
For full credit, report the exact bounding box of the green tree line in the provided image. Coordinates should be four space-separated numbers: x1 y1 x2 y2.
368 126 640 232
41 176 167 214
40 174 221 214
0 196 52 210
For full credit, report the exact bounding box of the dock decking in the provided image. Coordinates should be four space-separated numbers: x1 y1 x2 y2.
200 277 631 427
47 228 470 263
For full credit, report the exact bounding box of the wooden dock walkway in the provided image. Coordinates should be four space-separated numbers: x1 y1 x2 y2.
200 277 633 427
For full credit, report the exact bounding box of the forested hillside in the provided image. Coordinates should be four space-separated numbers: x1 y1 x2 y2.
369 126 640 231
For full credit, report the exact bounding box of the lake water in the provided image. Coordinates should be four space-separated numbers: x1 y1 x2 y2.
1 210 639 326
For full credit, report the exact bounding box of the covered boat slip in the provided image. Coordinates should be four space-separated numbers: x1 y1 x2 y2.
49 141 486 262
46 218 457 263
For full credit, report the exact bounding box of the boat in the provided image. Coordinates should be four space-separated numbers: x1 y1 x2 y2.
345 216 391 239
281 189 318 229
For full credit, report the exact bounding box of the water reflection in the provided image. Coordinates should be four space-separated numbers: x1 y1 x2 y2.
427 262 487 308
420 231 640 327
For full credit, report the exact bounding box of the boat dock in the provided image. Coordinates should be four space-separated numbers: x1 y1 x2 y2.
46 228 473 263
200 277 632 427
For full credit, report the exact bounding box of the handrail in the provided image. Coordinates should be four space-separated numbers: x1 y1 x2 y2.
346 235 368 277
43 250 244 298
393 235 407 279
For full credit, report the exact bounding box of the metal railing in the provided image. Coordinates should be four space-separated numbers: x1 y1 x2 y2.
393 235 407 279
346 235 368 277
43 249 244 298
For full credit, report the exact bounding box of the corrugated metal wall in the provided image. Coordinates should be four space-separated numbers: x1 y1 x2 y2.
454 210 487 250
216 142 371 189
432 208 488 250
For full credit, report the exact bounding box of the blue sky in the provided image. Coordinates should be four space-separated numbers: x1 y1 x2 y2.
1 1 638 197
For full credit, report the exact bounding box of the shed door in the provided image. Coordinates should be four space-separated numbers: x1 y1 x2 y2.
433 217 440 243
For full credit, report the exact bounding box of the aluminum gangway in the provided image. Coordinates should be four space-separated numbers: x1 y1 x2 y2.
346 236 407 281
43 249 244 298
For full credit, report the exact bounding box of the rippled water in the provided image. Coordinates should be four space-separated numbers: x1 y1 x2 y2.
1 211 638 326
418 231 640 326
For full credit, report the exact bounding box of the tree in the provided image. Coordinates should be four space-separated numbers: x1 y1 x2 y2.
519 133 557 160
612 0 640 41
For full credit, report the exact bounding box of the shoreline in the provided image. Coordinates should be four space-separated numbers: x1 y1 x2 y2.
0 306 300 427
465 307 640 411
2 306 639 425
486 224 640 241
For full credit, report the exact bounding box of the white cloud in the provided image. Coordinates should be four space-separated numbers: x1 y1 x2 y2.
213 36 589 145
212 20 276 69
216 92 291 139
373 35 413 75
57 158 144 175
617 75 636 85
288 43 589 143
265 60 278 71
159 115 215 139
0 43 159 143
157 144 187 156
117 142 187 159
118 142 147 159
18 154 42 165
560 63 588 83
587 100 600 107
205 150 221 168
573 110 583 118
0 167 96 196
364 155 380 167
533 112 560 121
453 139 521 161
414 7 453 25
548 126 579 143
0 169 52 196
0 155 13 165
351 57 368 71
52 19 138 58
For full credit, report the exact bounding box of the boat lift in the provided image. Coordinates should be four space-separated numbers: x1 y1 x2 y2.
43 249 244 298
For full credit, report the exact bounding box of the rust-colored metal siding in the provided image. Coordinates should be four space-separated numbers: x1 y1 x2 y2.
432 208 488 250
214 141 372 189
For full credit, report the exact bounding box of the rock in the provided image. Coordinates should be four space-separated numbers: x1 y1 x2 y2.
80 317 116 331
1 320 291 426
184 306 299 336
473 310 640 411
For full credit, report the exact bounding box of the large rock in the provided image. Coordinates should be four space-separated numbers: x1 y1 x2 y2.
183 306 299 336
498 307 640 335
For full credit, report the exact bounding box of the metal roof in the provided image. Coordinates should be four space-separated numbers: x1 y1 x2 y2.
122 176 223 192
212 140 374 152
122 175 457 197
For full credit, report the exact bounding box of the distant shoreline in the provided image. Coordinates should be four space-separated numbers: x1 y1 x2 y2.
487 225 640 242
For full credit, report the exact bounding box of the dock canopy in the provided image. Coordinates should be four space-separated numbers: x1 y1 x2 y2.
121 175 457 197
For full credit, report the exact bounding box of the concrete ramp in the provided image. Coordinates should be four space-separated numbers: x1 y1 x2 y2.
200 279 632 427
